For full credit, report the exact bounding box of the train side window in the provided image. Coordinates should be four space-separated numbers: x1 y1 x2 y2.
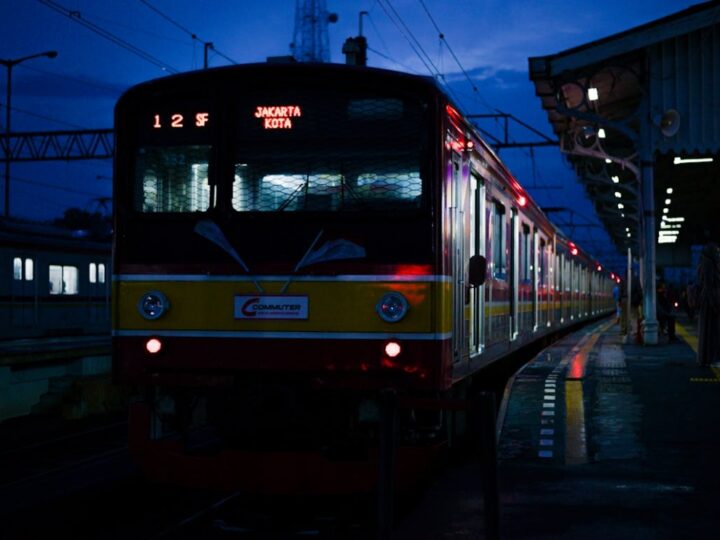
98 264 106 284
521 224 531 282
24 258 33 281
89 263 97 284
492 202 506 279
13 257 22 280
49 265 79 295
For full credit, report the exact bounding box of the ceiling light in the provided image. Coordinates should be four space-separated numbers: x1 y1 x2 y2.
597 128 606 139
588 87 599 101
673 156 714 165
617 203 624 209
666 188 673 194
615 192 622 198
611 175 619 183
605 158 612 164
627 233 631 237
665 199 671 205
663 208 669 214
658 237 677 244
665 216 685 222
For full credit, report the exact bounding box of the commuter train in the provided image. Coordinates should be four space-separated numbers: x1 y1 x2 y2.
112 63 614 493
0 219 110 340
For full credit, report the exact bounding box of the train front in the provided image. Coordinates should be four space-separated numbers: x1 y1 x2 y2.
111 65 449 492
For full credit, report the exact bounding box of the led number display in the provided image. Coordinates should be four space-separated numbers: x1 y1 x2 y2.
152 112 210 129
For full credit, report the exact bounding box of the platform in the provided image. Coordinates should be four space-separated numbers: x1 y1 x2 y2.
397 315 720 539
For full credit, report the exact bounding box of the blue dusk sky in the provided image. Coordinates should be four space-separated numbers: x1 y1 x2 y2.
0 0 696 267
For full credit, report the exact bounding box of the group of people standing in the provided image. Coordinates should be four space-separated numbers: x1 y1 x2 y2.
613 243 720 366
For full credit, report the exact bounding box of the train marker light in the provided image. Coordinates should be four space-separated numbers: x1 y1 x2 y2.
376 292 409 323
518 195 527 207
138 291 170 320
146 338 162 354
385 341 402 358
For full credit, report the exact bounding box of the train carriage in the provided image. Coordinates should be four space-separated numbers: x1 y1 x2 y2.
112 63 614 492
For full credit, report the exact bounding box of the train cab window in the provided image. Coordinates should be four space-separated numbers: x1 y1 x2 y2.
231 160 421 212
492 202 506 279
13 257 22 280
134 145 212 213
49 265 79 295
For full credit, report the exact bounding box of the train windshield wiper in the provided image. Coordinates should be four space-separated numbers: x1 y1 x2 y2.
194 219 263 292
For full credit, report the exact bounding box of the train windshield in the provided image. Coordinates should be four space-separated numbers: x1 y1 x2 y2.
132 94 426 215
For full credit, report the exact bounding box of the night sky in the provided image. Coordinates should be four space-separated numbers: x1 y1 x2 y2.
0 0 694 267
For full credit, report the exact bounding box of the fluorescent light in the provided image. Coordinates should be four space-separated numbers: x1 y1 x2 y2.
660 223 682 229
666 188 673 194
611 175 619 183
617 203 624 209
588 87 599 101
659 230 679 236
615 192 622 198
597 128 606 139
673 156 714 165
665 216 685 222
658 237 677 244
665 199 671 205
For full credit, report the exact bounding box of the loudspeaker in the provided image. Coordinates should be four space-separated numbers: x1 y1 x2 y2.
654 109 681 137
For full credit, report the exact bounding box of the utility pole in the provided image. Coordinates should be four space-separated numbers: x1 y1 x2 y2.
203 42 214 69
1 51 58 217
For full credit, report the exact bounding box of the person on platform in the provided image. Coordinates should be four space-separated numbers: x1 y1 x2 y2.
693 244 720 366
656 281 678 342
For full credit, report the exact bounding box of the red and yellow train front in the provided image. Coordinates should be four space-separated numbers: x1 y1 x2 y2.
111 65 451 492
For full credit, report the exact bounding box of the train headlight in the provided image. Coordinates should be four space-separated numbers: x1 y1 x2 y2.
138 291 169 320
376 292 408 323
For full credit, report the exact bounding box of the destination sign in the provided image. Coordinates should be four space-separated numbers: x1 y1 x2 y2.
253 105 302 130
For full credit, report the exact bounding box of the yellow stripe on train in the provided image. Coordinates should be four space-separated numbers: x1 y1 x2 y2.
114 279 452 334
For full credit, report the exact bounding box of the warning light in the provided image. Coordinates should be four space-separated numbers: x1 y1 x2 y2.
384 341 402 358
146 338 162 354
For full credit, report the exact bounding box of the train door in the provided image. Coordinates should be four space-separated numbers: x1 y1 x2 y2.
450 151 468 366
468 171 486 355
533 229 540 331
510 209 519 340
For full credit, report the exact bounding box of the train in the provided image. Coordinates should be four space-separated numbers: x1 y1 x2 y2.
111 63 614 493
0 218 110 340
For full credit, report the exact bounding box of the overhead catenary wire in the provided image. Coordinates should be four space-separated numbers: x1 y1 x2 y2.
36 0 179 74
137 0 237 65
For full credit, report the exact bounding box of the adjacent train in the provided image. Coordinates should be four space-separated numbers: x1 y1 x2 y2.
1 219 110 340
112 63 614 493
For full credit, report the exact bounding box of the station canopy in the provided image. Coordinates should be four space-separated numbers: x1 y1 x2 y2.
529 1 720 266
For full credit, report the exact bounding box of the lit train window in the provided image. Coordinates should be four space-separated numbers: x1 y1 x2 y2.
98 264 106 283
135 145 211 213
49 265 79 295
24 258 33 281
492 202 506 279
13 257 22 280
89 263 97 284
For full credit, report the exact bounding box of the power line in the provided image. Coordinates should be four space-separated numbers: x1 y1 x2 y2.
36 0 179 74
0 101 88 130
138 0 237 65
417 0 494 113
11 174 108 198
366 46 422 74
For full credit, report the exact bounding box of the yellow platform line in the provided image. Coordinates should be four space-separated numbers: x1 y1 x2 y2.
563 320 613 465
676 323 698 354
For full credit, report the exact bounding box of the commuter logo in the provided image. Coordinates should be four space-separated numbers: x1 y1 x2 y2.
234 295 309 320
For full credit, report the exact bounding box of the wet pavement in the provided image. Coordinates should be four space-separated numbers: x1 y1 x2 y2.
397 315 720 539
